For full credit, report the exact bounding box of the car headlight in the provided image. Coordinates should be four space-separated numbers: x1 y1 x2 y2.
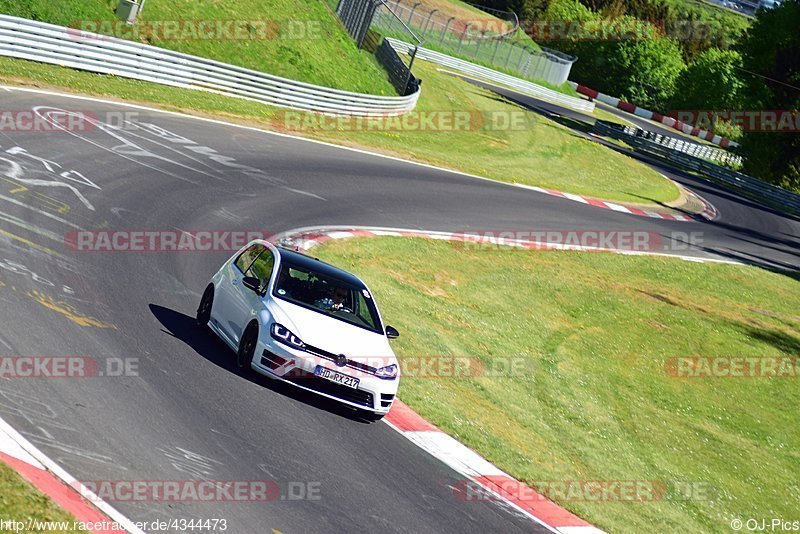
375 363 398 380
271 323 305 350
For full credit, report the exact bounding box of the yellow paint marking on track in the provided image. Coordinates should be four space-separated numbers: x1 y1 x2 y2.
2 177 72 214
33 192 71 214
3 177 27 193
0 228 65 258
0 194 82 229
27 290 117 329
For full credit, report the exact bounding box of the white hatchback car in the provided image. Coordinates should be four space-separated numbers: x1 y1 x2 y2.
197 240 400 419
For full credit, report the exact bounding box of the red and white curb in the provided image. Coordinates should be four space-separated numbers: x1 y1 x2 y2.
273 226 740 264
0 416 144 534
569 82 738 149
685 186 719 221
385 401 601 533
267 226 746 531
279 225 617 532
519 185 709 222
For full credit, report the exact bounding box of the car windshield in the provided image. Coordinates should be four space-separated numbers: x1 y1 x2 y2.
272 261 383 334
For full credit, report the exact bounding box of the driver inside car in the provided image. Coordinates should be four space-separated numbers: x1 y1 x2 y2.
315 286 348 311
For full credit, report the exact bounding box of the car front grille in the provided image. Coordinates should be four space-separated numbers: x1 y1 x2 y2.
284 371 374 408
304 343 380 376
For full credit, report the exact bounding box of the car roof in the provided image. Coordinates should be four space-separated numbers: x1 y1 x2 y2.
275 246 366 288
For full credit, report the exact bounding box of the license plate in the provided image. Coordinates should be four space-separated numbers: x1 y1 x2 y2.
314 366 360 389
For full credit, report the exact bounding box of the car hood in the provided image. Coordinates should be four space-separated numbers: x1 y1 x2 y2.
267 297 396 361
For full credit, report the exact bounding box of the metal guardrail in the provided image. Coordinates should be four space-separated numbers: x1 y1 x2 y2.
610 122 743 167
386 37 594 112
0 15 420 115
594 121 800 216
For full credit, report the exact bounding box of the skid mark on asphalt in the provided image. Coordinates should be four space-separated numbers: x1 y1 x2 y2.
0 330 12 351
0 191 80 228
158 446 223 477
0 390 122 468
282 187 327 201
26 289 117 329
0 210 65 243
0 228 63 257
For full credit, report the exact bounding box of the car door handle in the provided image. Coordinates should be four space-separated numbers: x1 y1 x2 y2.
232 278 239 285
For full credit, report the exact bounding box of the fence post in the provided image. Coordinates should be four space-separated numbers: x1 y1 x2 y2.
407 2 421 25
474 30 486 57
490 38 501 63
422 9 438 36
405 44 419 95
503 40 515 68
456 26 467 53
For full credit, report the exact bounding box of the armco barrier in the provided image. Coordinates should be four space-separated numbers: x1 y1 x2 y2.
612 122 742 167
387 37 594 113
571 82 739 149
0 15 420 115
594 121 800 216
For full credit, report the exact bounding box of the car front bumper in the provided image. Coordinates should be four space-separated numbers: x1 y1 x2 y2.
251 337 399 414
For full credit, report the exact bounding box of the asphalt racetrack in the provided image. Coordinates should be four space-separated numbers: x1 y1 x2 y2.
0 87 797 532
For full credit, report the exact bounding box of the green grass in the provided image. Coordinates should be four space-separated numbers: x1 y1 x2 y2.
662 0 751 45
308 60 677 203
313 236 800 534
0 55 678 203
0 0 394 94
0 461 88 533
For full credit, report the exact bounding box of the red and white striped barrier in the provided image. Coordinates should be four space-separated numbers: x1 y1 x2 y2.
570 82 739 149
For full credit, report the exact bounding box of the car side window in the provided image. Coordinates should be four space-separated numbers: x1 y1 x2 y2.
246 249 275 292
355 290 377 330
234 244 266 274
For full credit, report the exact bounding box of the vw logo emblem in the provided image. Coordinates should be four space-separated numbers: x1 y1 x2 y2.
335 354 347 367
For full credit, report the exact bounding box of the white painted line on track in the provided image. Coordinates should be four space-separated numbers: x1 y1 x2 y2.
0 84 697 221
0 415 145 534
0 193 83 229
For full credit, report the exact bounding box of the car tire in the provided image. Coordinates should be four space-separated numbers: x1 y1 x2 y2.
196 285 214 329
237 323 258 369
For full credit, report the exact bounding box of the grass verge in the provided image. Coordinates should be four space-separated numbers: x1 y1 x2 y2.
0 460 88 533
0 55 678 204
0 0 394 94
313 236 800 534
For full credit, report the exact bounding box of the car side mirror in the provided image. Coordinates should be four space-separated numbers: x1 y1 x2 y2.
242 276 261 293
386 325 400 339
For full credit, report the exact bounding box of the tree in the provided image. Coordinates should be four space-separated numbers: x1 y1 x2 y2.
606 35 686 109
738 0 800 192
669 48 745 112
558 19 685 110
